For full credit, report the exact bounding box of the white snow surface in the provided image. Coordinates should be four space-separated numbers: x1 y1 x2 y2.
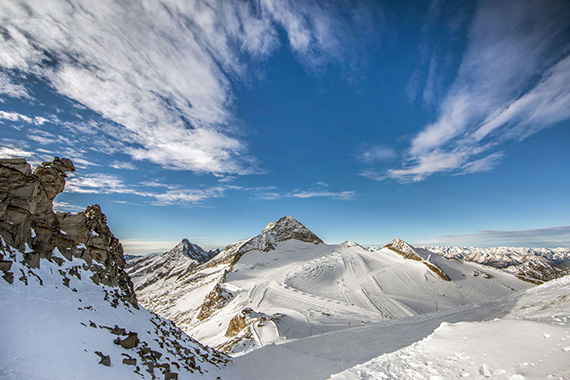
0 246 226 380
329 275 570 380
131 232 534 362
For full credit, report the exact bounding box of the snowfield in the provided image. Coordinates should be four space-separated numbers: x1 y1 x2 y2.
329 275 570 380
127 217 570 379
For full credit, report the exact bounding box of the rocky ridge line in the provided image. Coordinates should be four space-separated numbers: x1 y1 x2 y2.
0 157 136 305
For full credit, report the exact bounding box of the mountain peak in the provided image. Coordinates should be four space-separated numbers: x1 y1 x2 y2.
262 215 302 232
237 215 323 254
169 239 213 265
261 215 323 245
385 238 416 256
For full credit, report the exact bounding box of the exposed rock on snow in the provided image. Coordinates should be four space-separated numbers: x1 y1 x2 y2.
383 238 451 281
0 157 136 305
0 158 229 380
203 214 324 268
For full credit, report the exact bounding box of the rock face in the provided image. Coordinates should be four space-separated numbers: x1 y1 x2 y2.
384 239 451 281
0 158 229 379
0 157 136 305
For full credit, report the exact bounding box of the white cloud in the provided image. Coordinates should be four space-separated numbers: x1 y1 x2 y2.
109 161 136 170
285 190 357 200
456 151 504 175
0 145 33 158
381 0 570 182
0 110 48 125
418 225 570 248
0 0 370 175
65 172 236 206
0 71 30 100
357 144 396 164
53 200 86 213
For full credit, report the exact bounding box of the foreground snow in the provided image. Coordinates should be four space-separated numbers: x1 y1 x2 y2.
329 275 570 380
0 246 227 380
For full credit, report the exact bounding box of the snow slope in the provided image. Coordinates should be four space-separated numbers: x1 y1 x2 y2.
130 218 532 357
0 240 228 380
329 275 570 380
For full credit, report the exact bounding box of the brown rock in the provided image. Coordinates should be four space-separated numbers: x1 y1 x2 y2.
165 373 178 380
0 158 138 307
122 358 137 366
99 355 111 367
0 260 12 272
114 332 139 349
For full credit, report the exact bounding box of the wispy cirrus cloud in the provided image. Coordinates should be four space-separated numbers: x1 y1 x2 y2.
0 145 33 158
370 0 570 183
0 0 373 175
252 182 357 201
418 225 570 248
64 173 357 206
65 172 231 206
285 190 357 200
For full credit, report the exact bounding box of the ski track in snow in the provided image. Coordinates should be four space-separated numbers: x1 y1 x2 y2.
130 238 570 379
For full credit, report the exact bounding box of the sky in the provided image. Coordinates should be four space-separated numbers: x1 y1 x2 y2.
1 0 569 255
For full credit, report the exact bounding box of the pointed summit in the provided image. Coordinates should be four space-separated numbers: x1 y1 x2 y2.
237 215 323 254
384 238 451 281
384 238 418 259
261 215 323 245
170 238 216 265
126 239 219 289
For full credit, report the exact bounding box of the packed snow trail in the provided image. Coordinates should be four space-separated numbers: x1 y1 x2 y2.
230 296 518 380
329 275 570 380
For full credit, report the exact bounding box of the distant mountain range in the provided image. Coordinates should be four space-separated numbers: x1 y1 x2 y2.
416 245 570 284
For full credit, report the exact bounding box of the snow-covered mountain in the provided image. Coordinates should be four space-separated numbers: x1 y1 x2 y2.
129 217 534 357
419 245 570 284
0 158 228 380
126 238 220 290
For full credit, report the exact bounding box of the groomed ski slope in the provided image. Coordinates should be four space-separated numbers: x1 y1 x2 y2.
187 240 530 355
226 274 570 380
329 274 570 380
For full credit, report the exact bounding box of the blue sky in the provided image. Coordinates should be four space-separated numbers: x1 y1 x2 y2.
1 0 569 254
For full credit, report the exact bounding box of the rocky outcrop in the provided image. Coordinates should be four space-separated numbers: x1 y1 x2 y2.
384 239 451 281
0 157 137 306
196 271 232 321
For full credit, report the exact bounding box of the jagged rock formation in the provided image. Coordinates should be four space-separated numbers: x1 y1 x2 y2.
384 239 451 281
422 246 570 284
126 238 220 291
0 157 136 305
0 158 229 379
